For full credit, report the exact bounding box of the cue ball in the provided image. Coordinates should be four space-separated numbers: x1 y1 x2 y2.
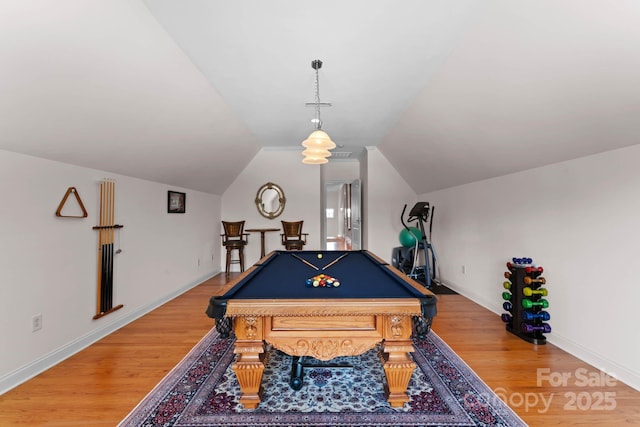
317 253 323 258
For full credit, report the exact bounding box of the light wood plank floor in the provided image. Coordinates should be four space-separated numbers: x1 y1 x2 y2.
0 273 638 426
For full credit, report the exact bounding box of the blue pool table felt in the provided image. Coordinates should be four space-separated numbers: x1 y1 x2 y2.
220 250 428 300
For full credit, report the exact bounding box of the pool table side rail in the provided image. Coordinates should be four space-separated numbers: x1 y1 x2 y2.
214 254 269 296
365 250 436 298
224 297 424 317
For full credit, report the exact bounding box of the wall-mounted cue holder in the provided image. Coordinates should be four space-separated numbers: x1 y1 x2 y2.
92 179 124 320
55 187 88 218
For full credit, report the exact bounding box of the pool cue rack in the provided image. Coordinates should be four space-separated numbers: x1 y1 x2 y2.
92 179 124 320
501 258 549 345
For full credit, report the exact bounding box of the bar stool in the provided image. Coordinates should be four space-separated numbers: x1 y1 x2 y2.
221 220 249 275
281 220 308 250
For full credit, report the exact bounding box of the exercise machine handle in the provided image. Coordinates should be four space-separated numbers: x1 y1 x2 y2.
400 204 410 230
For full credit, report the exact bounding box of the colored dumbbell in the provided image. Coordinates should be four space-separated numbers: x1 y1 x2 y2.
503 302 512 312
523 310 550 321
523 287 548 297
503 281 512 290
504 271 511 279
524 276 546 285
525 266 543 274
522 298 549 309
501 313 512 323
502 292 512 301
522 323 551 334
512 257 533 265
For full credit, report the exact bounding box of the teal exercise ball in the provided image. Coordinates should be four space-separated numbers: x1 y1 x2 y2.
399 227 422 247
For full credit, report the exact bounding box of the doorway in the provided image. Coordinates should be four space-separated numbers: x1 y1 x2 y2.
323 180 361 250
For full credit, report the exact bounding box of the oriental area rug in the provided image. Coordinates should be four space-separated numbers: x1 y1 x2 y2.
119 329 526 427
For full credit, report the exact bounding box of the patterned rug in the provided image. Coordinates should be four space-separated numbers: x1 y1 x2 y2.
119 329 526 427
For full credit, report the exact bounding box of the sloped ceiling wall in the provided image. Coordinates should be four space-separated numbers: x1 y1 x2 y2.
2 1 640 195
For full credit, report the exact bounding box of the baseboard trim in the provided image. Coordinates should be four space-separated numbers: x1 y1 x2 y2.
0 271 218 395
545 334 640 392
437 278 640 392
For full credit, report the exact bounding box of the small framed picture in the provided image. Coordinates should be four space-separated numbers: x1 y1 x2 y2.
167 191 186 213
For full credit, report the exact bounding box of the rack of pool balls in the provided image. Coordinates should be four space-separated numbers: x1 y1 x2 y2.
306 274 340 288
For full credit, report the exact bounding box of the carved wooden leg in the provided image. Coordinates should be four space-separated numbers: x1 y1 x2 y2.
232 316 265 409
381 315 416 407
232 340 265 409
381 344 416 407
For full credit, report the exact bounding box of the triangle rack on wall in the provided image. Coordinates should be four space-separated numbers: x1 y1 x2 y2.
56 187 88 218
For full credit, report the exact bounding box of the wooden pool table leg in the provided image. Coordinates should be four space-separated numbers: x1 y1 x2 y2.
381 316 417 407
232 317 265 409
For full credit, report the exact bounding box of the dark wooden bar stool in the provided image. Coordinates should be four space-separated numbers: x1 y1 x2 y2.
281 220 308 250
221 220 249 275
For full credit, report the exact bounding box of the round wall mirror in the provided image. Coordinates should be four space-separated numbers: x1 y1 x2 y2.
255 182 286 219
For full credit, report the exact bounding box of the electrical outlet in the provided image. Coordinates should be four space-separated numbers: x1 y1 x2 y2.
32 314 42 332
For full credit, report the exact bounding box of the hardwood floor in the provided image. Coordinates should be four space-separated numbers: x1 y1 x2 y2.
326 236 351 251
0 273 638 426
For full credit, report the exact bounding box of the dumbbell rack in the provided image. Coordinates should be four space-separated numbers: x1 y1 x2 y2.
501 258 550 345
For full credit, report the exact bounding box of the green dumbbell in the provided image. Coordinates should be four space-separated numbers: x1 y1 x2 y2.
522 298 549 309
503 281 512 290
523 287 548 297
502 291 512 301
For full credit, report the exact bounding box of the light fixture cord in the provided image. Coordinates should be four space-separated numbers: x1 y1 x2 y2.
314 66 322 130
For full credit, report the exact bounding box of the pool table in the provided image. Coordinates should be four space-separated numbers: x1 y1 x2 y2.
206 250 437 409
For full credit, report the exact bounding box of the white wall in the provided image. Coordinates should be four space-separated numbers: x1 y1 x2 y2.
422 144 640 391
362 147 417 261
322 161 360 182
221 149 321 268
0 149 221 393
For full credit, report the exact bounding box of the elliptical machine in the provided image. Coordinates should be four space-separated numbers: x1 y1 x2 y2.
398 202 438 289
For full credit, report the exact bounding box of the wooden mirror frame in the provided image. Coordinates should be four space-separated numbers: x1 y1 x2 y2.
255 182 286 219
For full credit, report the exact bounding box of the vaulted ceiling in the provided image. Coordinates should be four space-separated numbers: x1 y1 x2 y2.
2 1 639 195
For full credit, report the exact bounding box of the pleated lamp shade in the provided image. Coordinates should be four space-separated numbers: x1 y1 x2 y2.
302 146 331 163
302 147 332 158
302 156 329 164
301 130 337 151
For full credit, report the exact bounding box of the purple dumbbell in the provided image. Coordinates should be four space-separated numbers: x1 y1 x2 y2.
501 313 512 323
522 323 551 334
